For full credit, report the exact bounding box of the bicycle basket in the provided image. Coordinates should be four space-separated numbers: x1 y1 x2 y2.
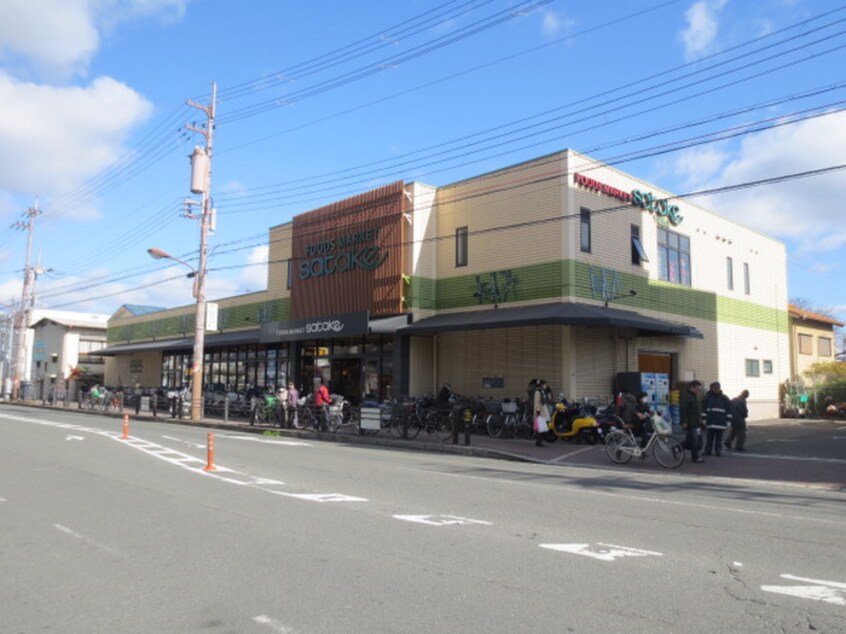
652 415 672 435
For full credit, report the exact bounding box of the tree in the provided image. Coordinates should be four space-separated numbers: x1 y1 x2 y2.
803 361 846 385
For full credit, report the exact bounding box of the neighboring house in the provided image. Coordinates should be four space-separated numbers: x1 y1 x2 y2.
788 304 844 384
28 311 110 401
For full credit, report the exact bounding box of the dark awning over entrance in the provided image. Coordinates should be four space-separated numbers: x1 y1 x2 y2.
100 329 262 356
398 302 703 339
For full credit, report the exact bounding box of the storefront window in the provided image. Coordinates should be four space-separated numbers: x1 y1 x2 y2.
657 228 691 287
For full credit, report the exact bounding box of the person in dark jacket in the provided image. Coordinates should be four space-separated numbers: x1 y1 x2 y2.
680 380 704 463
630 391 652 448
702 381 732 456
725 389 750 451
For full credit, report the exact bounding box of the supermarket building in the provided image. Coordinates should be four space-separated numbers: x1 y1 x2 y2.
104 149 789 419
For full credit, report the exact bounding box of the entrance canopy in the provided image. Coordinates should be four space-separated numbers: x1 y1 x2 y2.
398 302 703 339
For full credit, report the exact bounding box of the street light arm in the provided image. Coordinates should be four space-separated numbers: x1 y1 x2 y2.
147 247 194 273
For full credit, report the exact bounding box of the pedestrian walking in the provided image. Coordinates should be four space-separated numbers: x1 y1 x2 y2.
680 380 704 463
702 381 732 457
725 389 750 451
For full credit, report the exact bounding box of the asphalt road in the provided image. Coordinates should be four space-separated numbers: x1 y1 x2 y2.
1 405 844 633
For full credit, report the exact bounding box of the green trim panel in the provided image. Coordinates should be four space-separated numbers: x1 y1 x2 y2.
406 260 787 333
108 297 290 344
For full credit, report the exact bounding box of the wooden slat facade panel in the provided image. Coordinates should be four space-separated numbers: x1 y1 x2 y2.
291 182 405 319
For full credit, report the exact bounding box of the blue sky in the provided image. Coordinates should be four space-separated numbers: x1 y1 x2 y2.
0 0 844 329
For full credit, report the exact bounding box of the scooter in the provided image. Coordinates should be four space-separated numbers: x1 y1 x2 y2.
542 400 600 444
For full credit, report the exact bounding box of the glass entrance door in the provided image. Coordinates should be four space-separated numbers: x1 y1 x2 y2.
331 359 362 404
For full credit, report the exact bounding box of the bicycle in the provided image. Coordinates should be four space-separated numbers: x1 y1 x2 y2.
604 417 685 468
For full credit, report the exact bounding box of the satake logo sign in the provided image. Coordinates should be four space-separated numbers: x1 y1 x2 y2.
305 320 344 334
299 226 388 280
574 173 684 226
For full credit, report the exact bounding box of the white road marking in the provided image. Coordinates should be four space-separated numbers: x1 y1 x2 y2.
732 561 744 567
393 514 492 526
66 435 85 441
539 542 663 562
1 412 365 504
275 492 368 503
53 523 125 558
549 446 596 462
161 435 205 448
217 434 311 446
0 497 7 502
761 574 846 606
252 614 293 633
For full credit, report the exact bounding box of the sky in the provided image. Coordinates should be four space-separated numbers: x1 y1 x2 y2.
0 0 845 329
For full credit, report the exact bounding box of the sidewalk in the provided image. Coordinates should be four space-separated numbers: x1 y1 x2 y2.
7 401 846 492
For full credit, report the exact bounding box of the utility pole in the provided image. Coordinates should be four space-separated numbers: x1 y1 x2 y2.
11 200 42 400
183 82 216 422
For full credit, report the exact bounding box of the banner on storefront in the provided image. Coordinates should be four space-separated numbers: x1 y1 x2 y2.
259 311 369 342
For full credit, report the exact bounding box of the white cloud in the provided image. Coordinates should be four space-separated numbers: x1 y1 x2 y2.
238 246 269 291
541 11 572 40
809 262 837 274
671 109 846 253
0 0 189 79
679 0 728 62
0 72 153 200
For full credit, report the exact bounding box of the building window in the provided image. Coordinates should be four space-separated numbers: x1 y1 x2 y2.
743 262 751 295
455 226 468 267
798 333 813 355
631 224 648 265
763 359 773 374
726 256 734 290
580 208 591 253
657 228 691 286
819 337 832 357
287 259 292 289
745 359 760 377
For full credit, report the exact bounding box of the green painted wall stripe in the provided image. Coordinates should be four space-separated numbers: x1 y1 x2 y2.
406 260 787 333
108 297 290 344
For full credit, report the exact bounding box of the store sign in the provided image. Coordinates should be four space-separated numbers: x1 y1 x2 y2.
574 173 684 226
259 311 369 342
299 227 388 280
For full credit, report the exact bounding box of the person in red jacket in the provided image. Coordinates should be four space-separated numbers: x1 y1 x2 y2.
313 378 331 432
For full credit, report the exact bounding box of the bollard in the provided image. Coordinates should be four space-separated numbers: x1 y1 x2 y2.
464 418 471 446
204 433 215 471
151 395 158 419
224 398 230 423
135 396 141 416
122 414 129 440
452 411 459 445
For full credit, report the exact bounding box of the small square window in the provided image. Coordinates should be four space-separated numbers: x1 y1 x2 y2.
819 337 832 357
745 359 760 377
763 360 773 374
798 333 813 355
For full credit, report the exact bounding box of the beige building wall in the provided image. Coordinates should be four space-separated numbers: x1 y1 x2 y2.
267 222 293 298
434 326 564 399
434 153 566 290
106 350 162 388
791 320 839 382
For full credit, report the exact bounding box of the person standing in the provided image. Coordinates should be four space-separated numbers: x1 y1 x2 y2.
680 380 704 463
275 384 288 428
725 389 750 451
533 379 550 447
313 378 331 432
702 381 732 457
286 381 299 428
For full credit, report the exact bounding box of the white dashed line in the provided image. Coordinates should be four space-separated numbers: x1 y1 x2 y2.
253 614 293 632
